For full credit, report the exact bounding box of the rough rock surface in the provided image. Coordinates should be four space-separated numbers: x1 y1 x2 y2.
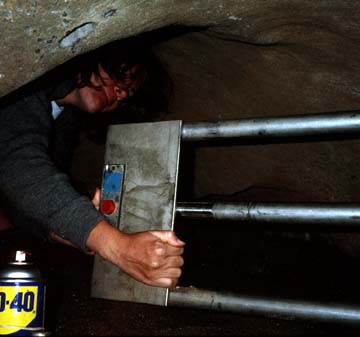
1 1 360 98
0 0 256 97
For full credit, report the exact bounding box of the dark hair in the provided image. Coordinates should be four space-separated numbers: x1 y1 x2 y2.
73 39 148 91
65 37 172 119
70 37 173 143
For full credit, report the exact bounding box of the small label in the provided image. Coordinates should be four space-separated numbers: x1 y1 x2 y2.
103 171 122 193
101 164 125 227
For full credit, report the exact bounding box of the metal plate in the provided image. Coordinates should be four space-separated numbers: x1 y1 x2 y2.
91 120 182 306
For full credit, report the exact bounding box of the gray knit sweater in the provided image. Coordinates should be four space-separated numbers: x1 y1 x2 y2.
0 83 105 251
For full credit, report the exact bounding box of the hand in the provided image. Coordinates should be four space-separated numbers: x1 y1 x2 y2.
91 187 101 210
86 220 185 288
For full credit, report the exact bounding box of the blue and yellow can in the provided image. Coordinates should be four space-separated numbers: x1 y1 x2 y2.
0 251 45 336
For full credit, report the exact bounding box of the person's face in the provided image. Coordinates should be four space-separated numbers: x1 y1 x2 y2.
75 64 141 114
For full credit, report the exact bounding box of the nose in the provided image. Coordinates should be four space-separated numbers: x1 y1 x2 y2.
90 73 103 89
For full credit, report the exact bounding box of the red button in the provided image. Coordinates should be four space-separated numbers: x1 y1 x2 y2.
100 199 116 215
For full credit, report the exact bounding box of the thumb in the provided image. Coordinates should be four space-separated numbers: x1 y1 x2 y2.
92 188 101 210
150 230 185 247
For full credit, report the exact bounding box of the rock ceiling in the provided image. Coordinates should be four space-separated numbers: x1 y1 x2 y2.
1 1 360 98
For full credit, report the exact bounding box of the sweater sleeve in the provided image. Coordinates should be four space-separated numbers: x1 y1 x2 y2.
0 91 105 250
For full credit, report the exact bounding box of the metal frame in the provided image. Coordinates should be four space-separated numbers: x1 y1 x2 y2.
176 202 360 228
181 110 360 141
91 111 360 324
168 287 360 323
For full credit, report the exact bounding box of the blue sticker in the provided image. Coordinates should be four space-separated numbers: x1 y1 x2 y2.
103 171 122 193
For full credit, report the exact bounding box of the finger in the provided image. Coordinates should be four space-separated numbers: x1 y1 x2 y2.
165 255 184 268
150 230 185 247
153 241 184 258
155 267 183 286
92 188 101 209
154 277 180 288
164 245 184 257
149 266 182 280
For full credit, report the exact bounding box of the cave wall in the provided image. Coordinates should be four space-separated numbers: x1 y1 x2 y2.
157 27 360 203
149 3 360 254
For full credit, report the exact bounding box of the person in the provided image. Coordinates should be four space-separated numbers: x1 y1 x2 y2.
0 39 184 288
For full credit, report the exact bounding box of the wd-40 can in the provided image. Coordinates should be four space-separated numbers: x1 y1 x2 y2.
0 251 45 336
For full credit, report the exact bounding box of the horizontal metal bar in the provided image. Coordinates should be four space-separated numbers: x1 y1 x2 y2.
175 202 360 227
181 110 360 141
168 287 360 324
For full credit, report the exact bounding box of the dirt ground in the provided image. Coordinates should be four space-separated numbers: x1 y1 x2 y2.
2 220 360 336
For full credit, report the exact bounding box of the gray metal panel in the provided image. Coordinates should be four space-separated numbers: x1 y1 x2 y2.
91 120 182 306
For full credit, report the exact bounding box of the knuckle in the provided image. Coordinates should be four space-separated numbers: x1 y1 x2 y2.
155 246 165 256
150 259 160 268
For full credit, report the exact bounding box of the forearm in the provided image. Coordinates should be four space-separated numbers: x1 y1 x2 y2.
0 139 104 250
0 91 102 250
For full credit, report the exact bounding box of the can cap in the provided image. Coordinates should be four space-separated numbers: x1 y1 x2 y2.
0 249 41 280
10 250 33 265
15 250 26 263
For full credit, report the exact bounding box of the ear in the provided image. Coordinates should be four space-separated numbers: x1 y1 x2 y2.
115 88 128 100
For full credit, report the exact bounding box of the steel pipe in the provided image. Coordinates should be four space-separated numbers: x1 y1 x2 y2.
168 287 360 324
176 202 360 227
181 110 360 141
